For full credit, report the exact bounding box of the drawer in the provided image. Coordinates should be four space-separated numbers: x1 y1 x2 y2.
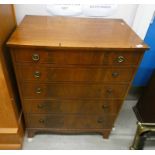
21 83 128 99
12 48 142 66
17 65 135 83
25 114 115 129
23 99 123 114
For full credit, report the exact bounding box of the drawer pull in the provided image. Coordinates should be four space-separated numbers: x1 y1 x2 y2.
116 56 125 63
112 72 119 77
34 71 41 78
97 118 104 123
102 105 109 109
106 88 113 94
37 104 45 109
36 88 42 94
39 119 45 124
32 53 40 61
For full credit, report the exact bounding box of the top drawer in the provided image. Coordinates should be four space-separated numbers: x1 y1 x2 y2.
11 48 142 66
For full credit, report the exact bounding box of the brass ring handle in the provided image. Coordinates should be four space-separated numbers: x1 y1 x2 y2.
32 53 40 61
112 72 119 77
102 105 109 109
39 119 45 124
34 71 41 78
97 118 104 123
37 103 44 109
106 88 113 94
36 88 42 94
116 56 125 63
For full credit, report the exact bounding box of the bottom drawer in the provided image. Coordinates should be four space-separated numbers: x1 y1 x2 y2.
25 114 115 129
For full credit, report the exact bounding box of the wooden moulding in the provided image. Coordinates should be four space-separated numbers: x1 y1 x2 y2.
0 111 24 150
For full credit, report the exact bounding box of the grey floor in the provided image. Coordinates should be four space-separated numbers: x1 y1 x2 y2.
22 100 155 150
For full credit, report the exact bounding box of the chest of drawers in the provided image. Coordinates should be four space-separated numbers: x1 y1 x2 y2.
7 15 148 138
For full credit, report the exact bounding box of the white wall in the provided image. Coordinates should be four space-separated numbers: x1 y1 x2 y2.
132 4 155 39
14 4 138 26
15 4 155 40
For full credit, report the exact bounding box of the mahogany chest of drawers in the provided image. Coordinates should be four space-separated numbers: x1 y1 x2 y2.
7 15 148 138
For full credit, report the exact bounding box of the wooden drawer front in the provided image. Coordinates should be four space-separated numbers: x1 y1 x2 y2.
17 65 135 83
21 83 128 99
23 99 122 114
25 114 115 129
13 48 141 66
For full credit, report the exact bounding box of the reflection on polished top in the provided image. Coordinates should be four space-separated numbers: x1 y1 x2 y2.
7 15 148 49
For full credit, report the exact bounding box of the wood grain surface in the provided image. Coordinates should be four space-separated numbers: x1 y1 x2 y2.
0 4 23 149
8 16 148 139
7 15 148 49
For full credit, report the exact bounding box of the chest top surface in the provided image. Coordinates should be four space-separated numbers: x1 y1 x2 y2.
7 15 148 50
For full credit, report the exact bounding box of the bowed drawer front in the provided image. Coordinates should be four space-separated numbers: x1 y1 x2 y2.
7 16 148 139
16 65 135 83
13 49 141 66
